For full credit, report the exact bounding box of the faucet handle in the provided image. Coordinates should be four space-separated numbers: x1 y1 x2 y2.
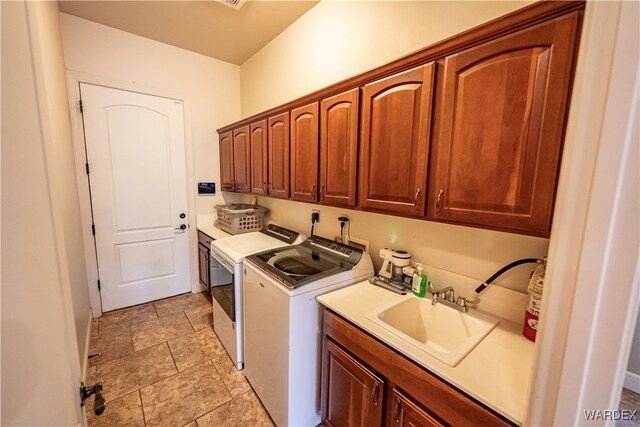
447 289 455 302
456 297 467 308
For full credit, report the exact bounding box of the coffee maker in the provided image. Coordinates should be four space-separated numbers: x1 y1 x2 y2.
378 248 412 284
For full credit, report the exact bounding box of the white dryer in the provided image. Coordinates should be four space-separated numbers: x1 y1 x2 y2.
209 224 304 370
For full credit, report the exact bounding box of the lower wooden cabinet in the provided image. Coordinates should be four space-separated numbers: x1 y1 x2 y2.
321 308 513 427
322 338 384 427
389 389 443 427
197 231 213 290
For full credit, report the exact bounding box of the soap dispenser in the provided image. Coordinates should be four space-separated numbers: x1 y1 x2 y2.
412 263 427 297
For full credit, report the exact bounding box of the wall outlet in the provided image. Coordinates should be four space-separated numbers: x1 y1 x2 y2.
311 209 320 223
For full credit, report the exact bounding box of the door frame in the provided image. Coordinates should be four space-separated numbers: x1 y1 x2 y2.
66 72 199 317
526 1 639 425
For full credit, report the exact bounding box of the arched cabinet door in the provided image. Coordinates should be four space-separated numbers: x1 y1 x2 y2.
250 119 268 195
268 112 290 199
290 102 319 202
359 63 435 217
232 126 251 193
219 131 234 191
430 12 581 237
320 88 360 208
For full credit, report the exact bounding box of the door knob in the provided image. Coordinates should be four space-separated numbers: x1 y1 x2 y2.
175 224 187 230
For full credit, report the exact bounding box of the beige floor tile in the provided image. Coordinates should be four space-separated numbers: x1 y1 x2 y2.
140 360 232 427
154 292 211 318
183 422 198 427
87 391 145 427
617 388 640 427
89 325 134 365
168 326 227 372
185 304 213 331
131 312 194 351
97 343 177 402
212 353 251 398
100 304 158 333
195 390 274 427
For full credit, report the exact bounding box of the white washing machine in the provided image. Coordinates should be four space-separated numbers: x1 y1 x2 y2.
243 235 374 427
209 224 304 370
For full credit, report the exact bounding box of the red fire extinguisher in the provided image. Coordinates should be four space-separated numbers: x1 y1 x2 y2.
523 259 546 342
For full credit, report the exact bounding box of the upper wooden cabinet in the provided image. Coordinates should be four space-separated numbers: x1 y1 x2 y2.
219 131 234 191
268 112 290 199
359 64 435 216
232 126 251 193
290 103 319 202
216 2 584 236
429 13 580 236
250 120 268 195
320 89 359 208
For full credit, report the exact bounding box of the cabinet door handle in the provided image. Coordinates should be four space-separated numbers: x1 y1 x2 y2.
320 184 325 199
311 183 316 195
436 189 444 216
370 381 380 406
393 397 402 422
415 187 422 212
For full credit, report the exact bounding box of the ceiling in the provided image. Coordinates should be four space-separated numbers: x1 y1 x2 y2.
58 1 320 65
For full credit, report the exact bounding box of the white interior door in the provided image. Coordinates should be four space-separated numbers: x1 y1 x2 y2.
80 83 191 312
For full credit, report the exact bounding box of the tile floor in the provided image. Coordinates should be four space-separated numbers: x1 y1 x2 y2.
617 388 640 427
86 292 274 427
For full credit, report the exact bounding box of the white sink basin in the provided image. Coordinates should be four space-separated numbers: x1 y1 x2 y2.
365 297 499 367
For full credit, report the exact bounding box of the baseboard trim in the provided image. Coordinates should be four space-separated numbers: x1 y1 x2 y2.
624 370 640 393
82 309 93 382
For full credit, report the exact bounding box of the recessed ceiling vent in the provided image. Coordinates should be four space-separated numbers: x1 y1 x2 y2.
217 0 246 11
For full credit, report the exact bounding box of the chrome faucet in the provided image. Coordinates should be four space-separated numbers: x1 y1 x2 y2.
430 285 469 313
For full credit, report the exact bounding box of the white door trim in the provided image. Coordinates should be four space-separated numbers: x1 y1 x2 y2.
65 71 200 316
526 1 640 425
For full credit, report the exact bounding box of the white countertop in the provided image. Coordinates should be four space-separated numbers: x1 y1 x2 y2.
196 214 232 240
317 282 535 425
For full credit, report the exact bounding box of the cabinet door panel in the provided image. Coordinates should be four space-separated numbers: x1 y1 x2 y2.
322 338 384 427
431 13 580 236
388 389 443 427
232 126 251 193
291 103 319 202
250 120 268 195
219 131 234 191
198 244 209 288
268 112 290 199
359 64 434 216
320 89 359 207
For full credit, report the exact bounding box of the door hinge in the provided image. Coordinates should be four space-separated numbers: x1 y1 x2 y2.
91 224 96 235
79 99 84 113
85 163 90 175
97 280 101 291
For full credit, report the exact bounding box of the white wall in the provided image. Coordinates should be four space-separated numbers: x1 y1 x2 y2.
241 0 533 117
59 14 243 305
238 0 546 293
1 1 85 424
30 0 91 363
59 13 241 215
627 312 640 376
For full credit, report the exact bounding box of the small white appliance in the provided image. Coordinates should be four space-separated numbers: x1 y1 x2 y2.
209 224 304 370
378 247 412 283
243 236 374 427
